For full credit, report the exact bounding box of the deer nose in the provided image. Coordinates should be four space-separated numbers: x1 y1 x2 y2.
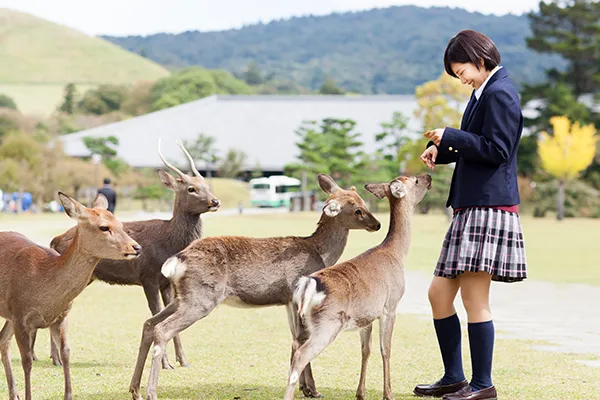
376 222 381 231
211 199 220 207
133 244 142 254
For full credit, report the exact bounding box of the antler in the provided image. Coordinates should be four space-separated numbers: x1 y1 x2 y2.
176 140 203 179
157 138 186 179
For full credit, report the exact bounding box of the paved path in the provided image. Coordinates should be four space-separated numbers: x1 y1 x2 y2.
400 269 600 365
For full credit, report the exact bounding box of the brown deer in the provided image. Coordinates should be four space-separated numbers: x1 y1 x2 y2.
32 139 220 370
128 173 382 400
0 192 141 400
284 173 432 400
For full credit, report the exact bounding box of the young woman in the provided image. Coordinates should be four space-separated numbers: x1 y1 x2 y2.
413 30 527 400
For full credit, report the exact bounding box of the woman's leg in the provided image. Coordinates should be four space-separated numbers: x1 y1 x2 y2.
428 276 465 384
459 271 494 391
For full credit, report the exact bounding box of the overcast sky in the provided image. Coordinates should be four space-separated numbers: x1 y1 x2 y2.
0 0 541 36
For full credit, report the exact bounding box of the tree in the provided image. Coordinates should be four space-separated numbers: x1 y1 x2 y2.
182 133 220 178
375 111 410 178
59 83 77 114
285 118 365 193
241 62 264 86
319 76 345 95
0 94 17 110
78 85 127 115
526 0 600 97
218 149 247 178
538 115 597 220
82 136 129 176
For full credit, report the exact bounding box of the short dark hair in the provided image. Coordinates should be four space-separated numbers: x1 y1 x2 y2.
103 178 111 184
444 30 501 78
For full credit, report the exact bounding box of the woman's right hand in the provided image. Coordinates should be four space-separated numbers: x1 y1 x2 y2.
420 145 438 170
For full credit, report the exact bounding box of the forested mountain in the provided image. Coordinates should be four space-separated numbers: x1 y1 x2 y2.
102 5 565 94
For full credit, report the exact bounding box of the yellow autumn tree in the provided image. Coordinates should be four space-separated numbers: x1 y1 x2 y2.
538 115 598 220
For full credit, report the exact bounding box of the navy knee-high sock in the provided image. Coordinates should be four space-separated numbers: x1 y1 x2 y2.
434 313 465 385
468 320 495 391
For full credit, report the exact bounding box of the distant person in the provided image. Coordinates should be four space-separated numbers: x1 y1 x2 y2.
97 178 117 213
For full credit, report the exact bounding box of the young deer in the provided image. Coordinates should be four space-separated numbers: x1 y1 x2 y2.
284 173 432 400
0 192 141 400
128 173 382 400
34 139 220 369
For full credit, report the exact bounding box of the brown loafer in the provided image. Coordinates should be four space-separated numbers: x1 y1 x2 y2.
413 379 469 397
442 385 497 400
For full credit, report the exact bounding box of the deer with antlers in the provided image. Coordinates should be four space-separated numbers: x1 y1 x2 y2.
284 173 432 400
128 173 382 400
31 139 220 370
0 193 141 400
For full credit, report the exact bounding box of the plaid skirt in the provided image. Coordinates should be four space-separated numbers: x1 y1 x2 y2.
434 207 527 282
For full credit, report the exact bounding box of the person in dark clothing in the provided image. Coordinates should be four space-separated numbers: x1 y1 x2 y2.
97 178 117 213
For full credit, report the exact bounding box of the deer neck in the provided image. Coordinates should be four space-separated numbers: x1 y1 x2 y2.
52 231 102 302
309 214 350 267
382 199 412 260
169 203 203 249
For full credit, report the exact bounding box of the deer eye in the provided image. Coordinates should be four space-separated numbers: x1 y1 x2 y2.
99 226 110 232
355 209 362 216
187 187 196 193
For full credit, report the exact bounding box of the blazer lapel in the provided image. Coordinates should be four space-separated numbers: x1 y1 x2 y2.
460 91 477 130
462 68 508 129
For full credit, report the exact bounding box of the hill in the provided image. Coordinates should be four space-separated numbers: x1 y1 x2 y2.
102 5 566 94
0 8 170 115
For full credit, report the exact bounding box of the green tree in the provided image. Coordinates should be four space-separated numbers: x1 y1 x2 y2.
59 83 77 114
218 149 247 178
285 118 365 193
78 84 127 115
319 76 345 95
83 136 129 176
526 0 600 97
0 94 17 110
375 111 410 179
182 133 220 178
241 62 264 86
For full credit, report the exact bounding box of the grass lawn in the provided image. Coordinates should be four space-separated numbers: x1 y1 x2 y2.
0 211 599 399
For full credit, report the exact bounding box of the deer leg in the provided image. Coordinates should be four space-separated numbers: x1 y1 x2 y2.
356 324 373 400
13 323 33 400
50 316 73 400
379 313 396 400
29 330 38 362
284 320 342 400
129 299 180 400
160 284 188 367
146 287 224 400
297 317 322 398
0 320 20 400
143 283 174 370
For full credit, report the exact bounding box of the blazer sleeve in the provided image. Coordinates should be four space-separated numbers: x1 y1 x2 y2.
439 90 521 165
425 141 458 165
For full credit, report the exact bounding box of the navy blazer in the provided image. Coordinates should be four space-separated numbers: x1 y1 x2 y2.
430 67 523 209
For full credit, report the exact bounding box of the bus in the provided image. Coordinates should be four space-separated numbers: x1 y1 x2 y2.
249 175 302 208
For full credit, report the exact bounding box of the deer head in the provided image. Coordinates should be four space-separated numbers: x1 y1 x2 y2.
364 173 432 207
317 173 381 232
157 138 220 215
58 192 141 260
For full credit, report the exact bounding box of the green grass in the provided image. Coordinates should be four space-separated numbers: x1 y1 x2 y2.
0 212 599 399
0 8 169 115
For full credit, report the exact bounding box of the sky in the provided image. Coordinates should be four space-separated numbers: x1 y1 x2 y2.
0 0 541 36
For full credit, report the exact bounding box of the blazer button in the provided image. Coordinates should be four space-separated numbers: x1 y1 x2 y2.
448 146 453 151
454 149 458 153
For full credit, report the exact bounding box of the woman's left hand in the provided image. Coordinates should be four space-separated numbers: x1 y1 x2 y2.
423 128 444 146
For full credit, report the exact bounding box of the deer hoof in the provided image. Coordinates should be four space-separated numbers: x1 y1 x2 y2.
301 386 324 398
52 357 63 367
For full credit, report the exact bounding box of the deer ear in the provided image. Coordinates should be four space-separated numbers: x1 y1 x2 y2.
93 193 109 210
364 183 387 199
317 174 341 195
157 169 179 190
323 200 341 217
390 180 407 199
58 192 88 220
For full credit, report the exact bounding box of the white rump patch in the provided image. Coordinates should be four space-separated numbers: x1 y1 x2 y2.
294 277 326 319
390 180 406 198
323 200 341 217
161 257 186 281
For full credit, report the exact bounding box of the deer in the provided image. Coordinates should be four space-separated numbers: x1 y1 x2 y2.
0 192 141 400
127 173 382 400
284 173 432 400
30 139 220 370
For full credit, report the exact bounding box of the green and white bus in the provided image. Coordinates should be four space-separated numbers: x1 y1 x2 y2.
249 175 302 208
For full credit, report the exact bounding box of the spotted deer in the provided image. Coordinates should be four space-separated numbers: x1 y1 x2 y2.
128 173 382 400
284 174 432 400
0 193 141 400
32 139 220 370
